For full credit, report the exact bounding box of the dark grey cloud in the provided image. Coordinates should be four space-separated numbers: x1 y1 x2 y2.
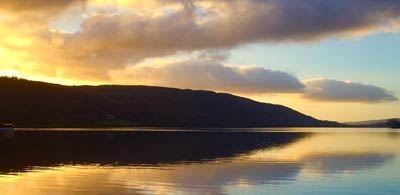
304 79 398 103
127 60 305 94
230 0 400 42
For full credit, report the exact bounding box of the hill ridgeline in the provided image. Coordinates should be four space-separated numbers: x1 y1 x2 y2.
0 77 341 128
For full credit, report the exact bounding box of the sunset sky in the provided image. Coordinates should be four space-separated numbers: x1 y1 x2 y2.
0 0 399 122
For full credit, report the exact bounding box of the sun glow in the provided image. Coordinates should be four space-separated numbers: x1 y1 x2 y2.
0 69 21 78
5 36 32 47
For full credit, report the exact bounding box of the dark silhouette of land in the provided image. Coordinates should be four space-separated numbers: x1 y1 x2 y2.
346 118 400 128
0 130 307 174
387 119 400 129
0 77 341 128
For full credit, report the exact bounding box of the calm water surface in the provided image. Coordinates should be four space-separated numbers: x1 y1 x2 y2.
0 128 399 194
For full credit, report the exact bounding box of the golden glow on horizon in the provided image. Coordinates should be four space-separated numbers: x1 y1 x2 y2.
0 69 99 86
248 94 400 122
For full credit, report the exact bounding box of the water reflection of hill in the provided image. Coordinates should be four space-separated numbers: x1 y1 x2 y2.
0 131 306 174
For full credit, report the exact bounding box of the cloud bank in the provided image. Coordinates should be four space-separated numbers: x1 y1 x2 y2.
304 79 398 103
116 57 397 103
126 60 305 94
51 0 400 71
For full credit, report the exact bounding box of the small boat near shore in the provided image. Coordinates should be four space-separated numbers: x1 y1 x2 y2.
0 123 15 139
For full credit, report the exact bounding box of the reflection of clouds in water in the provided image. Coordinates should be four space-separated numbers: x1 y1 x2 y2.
247 132 400 161
1 132 400 194
303 153 395 174
244 132 400 180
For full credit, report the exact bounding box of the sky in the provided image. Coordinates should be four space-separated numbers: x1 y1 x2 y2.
0 0 399 122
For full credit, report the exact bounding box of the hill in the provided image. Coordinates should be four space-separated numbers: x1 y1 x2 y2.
0 77 341 128
345 118 400 128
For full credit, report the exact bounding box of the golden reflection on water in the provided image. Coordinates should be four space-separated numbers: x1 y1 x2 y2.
1 130 400 195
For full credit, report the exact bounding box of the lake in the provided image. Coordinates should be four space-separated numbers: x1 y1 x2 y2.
0 128 399 194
